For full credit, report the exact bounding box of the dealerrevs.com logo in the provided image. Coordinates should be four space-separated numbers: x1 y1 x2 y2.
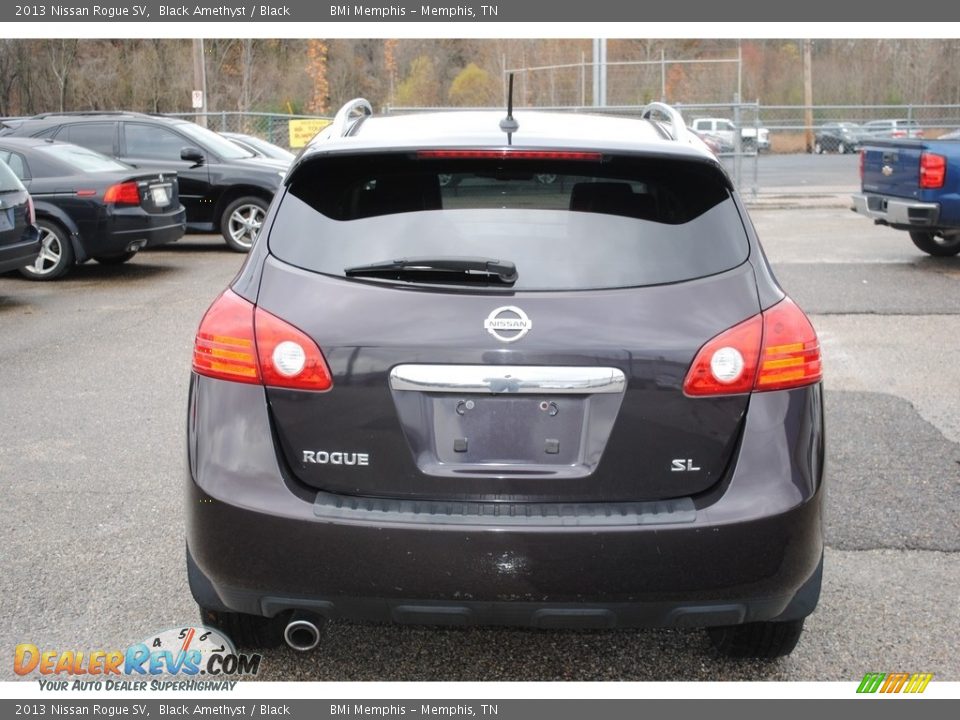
15 627 261 691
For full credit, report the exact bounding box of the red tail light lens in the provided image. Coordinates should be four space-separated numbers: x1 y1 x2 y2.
684 297 821 397
103 181 141 206
755 298 822 391
859 149 865 181
920 152 946 189
254 306 333 390
26 194 36 225
193 290 332 391
417 149 602 161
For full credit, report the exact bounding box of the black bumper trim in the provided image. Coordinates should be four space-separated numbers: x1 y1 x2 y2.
313 489 696 527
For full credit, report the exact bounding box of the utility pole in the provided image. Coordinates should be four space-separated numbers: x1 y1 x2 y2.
592 38 607 107
803 39 813 153
192 38 208 128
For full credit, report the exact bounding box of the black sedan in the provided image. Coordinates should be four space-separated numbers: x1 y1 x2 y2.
814 122 865 154
0 157 40 274
0 138 186 280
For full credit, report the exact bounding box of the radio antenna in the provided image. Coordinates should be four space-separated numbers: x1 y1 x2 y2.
499 73 519 143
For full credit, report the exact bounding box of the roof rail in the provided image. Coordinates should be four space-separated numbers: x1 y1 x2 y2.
329 98 373 138
30 110 143 120
640 102 689 142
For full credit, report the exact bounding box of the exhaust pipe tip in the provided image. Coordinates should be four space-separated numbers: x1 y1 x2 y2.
283 612 323 652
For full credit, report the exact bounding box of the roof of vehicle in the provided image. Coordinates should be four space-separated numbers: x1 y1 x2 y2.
304 108 716 161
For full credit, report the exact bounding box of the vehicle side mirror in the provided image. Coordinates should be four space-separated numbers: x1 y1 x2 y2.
181 147 205 165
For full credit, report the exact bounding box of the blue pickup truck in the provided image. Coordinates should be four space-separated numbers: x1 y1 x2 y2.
852 139 960 256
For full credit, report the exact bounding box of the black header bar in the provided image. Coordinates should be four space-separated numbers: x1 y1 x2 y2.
1 1 955 23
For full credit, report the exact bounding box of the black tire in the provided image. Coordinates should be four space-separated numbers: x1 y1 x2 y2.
19 219 74 281
220 195 269 253
909 231 960 257
707 618 805 659
198 606 288 650
93 251 137 265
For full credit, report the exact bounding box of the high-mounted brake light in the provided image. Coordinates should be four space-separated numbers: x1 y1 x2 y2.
103 181 141 206
417 149 602 161
684 297 821 397
920 152 946 189
192 290 332 391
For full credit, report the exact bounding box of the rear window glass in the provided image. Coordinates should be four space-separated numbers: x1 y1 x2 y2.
270 153 749 291
0 158 24 192
36 144 128 173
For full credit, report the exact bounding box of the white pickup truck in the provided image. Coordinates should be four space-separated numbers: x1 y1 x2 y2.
690 117 770 152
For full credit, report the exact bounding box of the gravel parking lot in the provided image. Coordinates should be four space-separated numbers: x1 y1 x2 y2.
1 198 958 682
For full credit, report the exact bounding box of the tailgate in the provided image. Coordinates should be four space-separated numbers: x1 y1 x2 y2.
861 141 926 198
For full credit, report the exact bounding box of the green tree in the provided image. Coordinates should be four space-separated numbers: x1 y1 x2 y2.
394 55 441 107
448 63 499 106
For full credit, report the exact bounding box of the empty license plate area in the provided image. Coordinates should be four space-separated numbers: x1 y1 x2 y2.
433 394 585 466
389 365 626 479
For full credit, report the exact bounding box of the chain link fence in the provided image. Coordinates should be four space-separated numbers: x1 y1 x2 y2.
164 111 332 150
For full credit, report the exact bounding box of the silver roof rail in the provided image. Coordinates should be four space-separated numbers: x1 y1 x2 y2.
641 102 689 142
329 98 373 138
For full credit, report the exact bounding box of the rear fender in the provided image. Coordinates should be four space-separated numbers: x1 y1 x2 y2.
33 201 86 263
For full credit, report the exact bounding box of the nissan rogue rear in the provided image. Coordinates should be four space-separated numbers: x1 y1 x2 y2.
186 100 825 659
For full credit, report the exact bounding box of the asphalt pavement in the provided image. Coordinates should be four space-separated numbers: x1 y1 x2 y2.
1 183 957 682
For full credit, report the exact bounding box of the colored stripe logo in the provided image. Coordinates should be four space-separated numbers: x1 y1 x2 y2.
857 672 933 694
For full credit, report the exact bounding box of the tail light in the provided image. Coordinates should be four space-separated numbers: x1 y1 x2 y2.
684 297 821 396
417 149 602 161
859 149 865 181
891 130 906 138
192 289 332 391
103 181 141 206
26 194 35 225
920 152 946 189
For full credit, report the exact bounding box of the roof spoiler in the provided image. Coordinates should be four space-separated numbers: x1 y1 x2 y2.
329 98 373 138
641 102 689 143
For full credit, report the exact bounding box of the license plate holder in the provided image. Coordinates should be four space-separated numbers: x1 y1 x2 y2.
150 185 170 206
432 395 586 465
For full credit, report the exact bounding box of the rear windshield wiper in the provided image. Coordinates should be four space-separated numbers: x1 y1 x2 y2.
345 256 518 286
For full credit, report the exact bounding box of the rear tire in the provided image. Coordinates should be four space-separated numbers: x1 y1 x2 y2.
220 196 268 253
19 219 74 281
909 231 960 257
707 618 805 659
198 606 288 650
93 251 137 265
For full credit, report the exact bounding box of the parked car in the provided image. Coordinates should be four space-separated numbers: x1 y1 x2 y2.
0 157 40 274
220 132 295 164
937 129 960 140
813 122 865 154
0 112 287 252
186 100 825 659
862 119 924 140
853 136 960 256
689 117 770 151
691 128 734 156
0 137 186 279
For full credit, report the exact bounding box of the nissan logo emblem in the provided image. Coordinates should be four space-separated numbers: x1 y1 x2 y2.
484 306 532 343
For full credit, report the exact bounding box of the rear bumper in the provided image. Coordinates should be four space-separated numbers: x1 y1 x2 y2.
83 206 186 257
186 377 825 629
0 235 41 274
852 193 940 229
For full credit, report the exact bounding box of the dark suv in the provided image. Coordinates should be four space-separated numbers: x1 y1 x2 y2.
0 112 287 252
186 100 825 659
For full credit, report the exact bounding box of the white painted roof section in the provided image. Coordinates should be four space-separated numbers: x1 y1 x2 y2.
307 110 714 160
